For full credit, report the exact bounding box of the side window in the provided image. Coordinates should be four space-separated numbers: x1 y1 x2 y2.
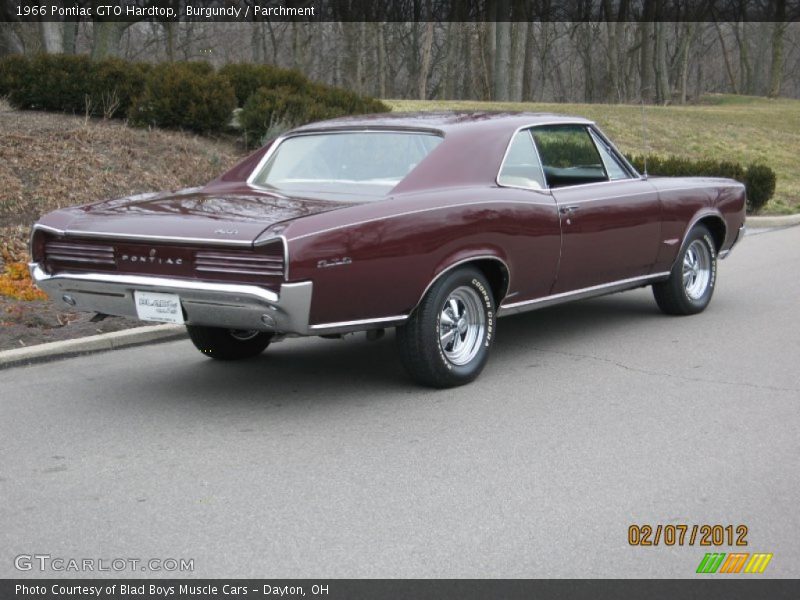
531 125 607 188
498 130 546 190
589 129 631 181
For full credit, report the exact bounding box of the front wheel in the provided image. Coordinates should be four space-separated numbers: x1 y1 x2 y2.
653 224 717 315
396 266 495 388
186 325 273 360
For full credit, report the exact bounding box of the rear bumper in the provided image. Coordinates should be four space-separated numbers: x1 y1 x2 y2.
29 263 313 335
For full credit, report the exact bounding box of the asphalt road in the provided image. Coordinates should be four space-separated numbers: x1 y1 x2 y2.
1 226 798 579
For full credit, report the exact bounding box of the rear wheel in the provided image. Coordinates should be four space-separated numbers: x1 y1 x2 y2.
397 266 495 388
186 325 273 360
653 224 717 315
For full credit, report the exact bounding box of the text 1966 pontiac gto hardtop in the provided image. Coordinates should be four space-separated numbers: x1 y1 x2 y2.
30 112 745 387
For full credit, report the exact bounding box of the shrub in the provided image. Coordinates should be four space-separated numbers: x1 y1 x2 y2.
744 163 776 214
4 56 388 141
3 54 149 118
312 84 388 114
626 154 775 213
87 58 150 118
220 63 310 106
7 54 93 112
239 86 338 144
129 62 236 134
236 75 388 146
0 54 29 98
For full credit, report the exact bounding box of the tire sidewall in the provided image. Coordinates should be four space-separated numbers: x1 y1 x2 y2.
430 268 495 382
677 228 717 311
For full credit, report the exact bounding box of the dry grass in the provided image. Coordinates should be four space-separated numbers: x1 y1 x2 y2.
0 99 247 263
387 94 800 214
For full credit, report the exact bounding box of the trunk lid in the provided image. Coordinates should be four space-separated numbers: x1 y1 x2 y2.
63 186 352 245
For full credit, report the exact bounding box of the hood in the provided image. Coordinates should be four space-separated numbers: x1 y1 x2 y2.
60 186 353 244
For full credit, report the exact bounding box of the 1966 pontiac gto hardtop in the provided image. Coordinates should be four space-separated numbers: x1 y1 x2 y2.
30 112 746 387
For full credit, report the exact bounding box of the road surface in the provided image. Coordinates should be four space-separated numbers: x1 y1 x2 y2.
1 225 798 578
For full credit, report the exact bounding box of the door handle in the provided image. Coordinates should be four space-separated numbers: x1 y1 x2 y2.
559 205 580 215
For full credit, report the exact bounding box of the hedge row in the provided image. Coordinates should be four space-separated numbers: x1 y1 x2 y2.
0 54 389 137
223 63 389 145
627 154 776 214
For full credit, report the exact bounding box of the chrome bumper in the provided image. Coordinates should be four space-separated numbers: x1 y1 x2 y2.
29 263 313 334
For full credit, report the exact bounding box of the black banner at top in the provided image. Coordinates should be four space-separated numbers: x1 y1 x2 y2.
2 0 800 23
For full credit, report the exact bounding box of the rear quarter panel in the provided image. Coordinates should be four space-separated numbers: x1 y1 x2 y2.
282 188 561 326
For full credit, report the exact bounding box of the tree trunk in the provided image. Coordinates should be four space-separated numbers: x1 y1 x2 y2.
713 21 739 94
678 23 695 104
638 5 655 103
522 21 535 101
62 20 77 55
733 22 753 94
418 19 434 100
654 22 670 104
509 20 526 102
375 22 387 99
493 0 511 101
768 1 787 98
91 22 128 59
39 21 63 53
0 24 24 56
163 22 175 62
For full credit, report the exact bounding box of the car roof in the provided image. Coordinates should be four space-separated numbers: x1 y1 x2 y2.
290 111 594 135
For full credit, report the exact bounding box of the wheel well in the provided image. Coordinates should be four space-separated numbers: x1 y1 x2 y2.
470 258 510 305
697 216 727 252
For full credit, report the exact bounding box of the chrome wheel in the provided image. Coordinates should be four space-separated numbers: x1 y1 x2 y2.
438 286 486 366
682 239 712 300
229 329 260 341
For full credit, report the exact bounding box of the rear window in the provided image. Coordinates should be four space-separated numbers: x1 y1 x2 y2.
250 131 442 199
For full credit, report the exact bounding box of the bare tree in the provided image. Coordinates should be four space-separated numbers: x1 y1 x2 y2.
769 0 788 98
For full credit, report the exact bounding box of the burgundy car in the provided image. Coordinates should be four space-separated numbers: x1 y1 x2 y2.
30 112 746 387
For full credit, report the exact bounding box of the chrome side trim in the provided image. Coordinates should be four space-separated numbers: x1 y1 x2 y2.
414 255 512 311
309 314 408 335
497 272 671 317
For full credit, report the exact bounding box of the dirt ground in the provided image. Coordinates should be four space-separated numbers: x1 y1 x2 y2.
0 297 147 351
0 101 245 352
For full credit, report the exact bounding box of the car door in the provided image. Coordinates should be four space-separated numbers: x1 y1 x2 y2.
530 124 662 294
495 128 561 302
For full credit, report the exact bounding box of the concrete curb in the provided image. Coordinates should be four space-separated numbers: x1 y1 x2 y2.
747 214 800 229
0 324 186 370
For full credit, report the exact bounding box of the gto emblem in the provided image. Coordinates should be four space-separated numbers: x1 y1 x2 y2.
317 257 352 269
214 228 238 235
120 249 183 266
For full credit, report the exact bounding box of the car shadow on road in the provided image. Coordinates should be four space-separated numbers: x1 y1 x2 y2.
123 290 663 408
492 289 662 351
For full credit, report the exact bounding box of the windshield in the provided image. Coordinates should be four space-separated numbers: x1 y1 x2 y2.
250 131 443 199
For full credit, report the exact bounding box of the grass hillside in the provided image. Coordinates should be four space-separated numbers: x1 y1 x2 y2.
388 95 800 214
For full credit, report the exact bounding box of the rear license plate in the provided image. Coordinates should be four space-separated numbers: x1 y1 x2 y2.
133 291 184 324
